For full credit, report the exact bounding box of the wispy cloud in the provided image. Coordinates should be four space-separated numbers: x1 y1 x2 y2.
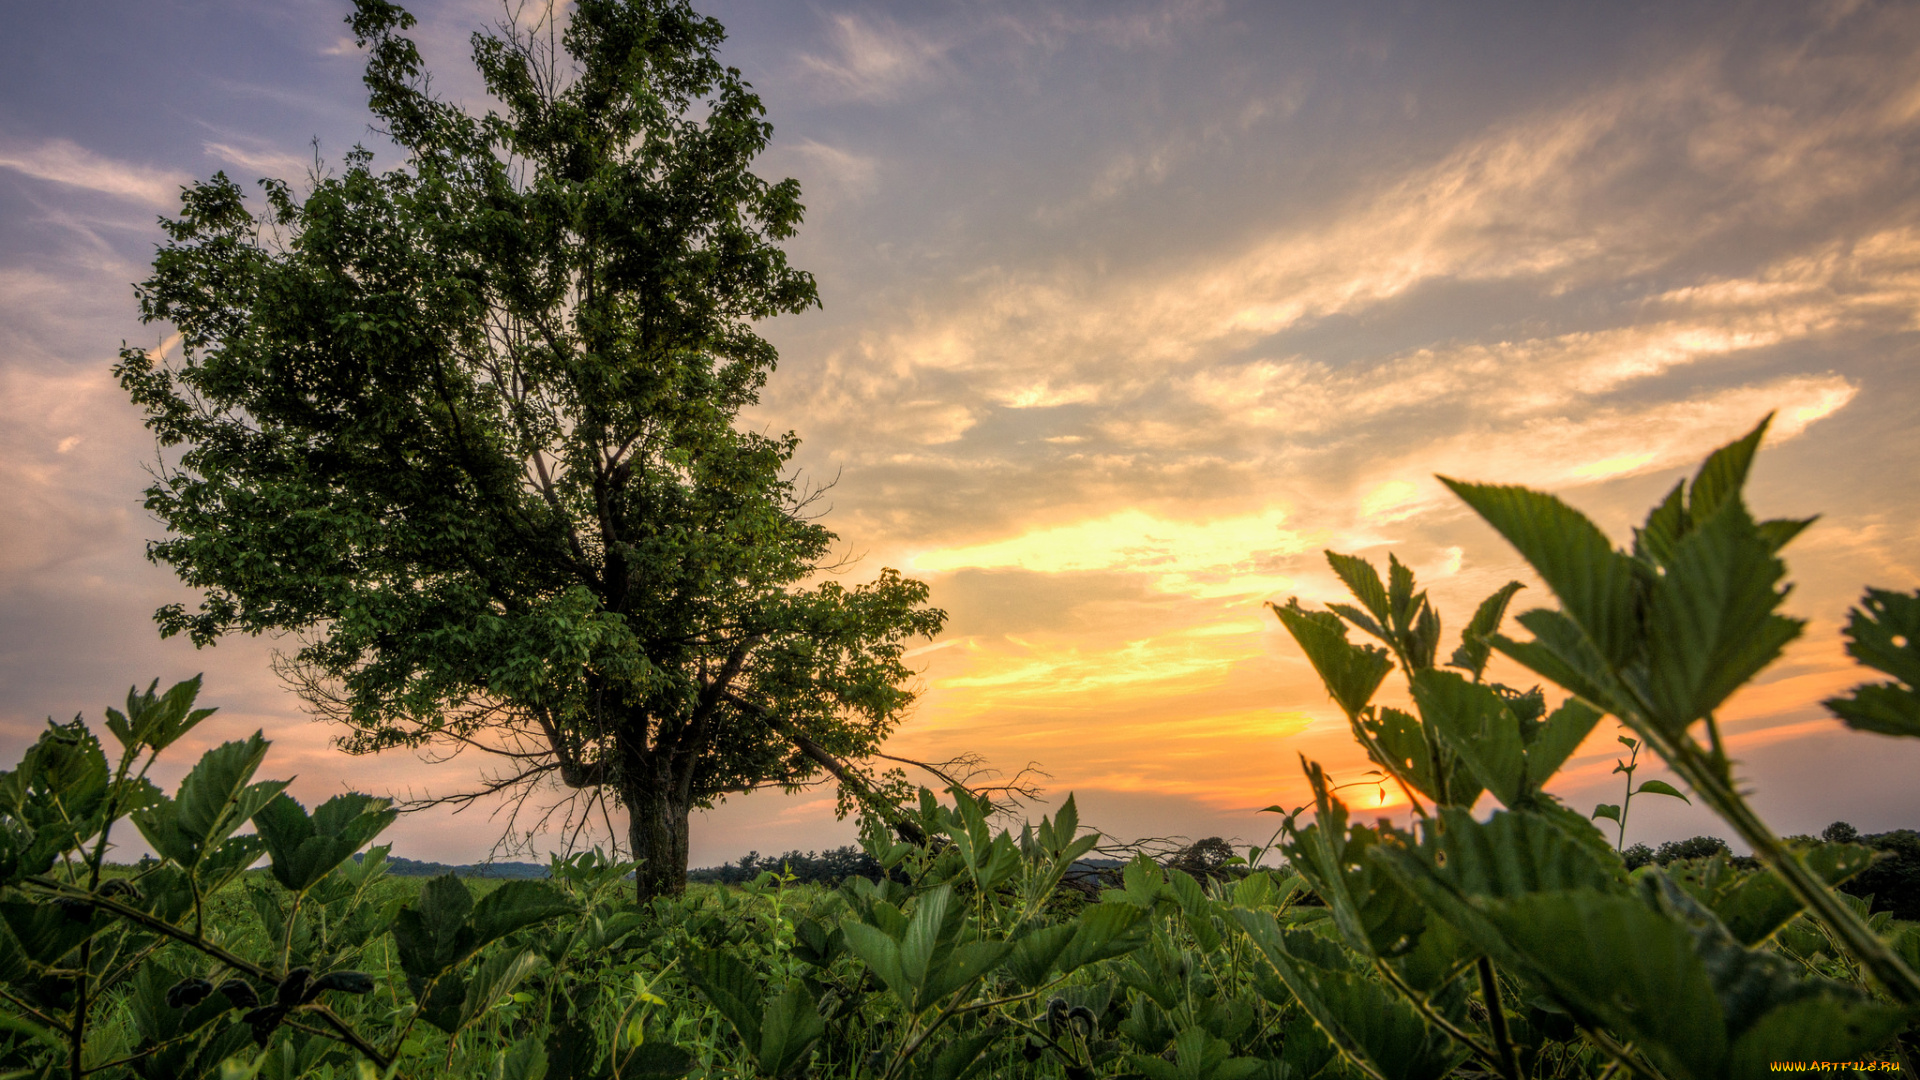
203 140 310 180
797 12 946 102
0 139 191 206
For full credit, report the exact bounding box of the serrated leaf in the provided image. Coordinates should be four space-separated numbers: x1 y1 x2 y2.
1526 697 1601 784
1272 599 1393 720
134 733 280 872
1492 609 1632 719
1325 551 1391 630
1826 681 1920 737
1004 922 1075 988
1054 902 1150 973
253 792 396 893
1413 669 1524 807
1643 497 1803 733
468 880 576 949
686 949 763 1050
756 980 825 1077
1441 478 1643 668
1449 581 1525 679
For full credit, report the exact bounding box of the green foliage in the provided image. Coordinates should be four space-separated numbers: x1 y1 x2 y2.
1255 418 1920 1075
1825 588 1920 737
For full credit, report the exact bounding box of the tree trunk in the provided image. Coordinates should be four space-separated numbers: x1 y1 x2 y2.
628 776 692 901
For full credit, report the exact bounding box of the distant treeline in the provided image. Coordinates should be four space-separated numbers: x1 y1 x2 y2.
687 846 887 886
351 853 549 879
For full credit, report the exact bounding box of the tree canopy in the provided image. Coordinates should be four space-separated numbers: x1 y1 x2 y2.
116 0 944 898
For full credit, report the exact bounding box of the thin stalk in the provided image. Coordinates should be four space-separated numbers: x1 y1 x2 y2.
1371 960 1503 1068
1475 957 1523 1080
0 984 70 1035
1579 1025 1671 1080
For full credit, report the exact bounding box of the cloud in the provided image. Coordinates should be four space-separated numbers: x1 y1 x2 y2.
203 141 310 180
773 139 878 196
0 139 191 206
797 12 946 102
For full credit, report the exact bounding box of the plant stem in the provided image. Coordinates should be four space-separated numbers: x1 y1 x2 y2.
1475 957 1523 1080
1372 960 1503 1068
1579 1025 1671 1080
1664 739 1920 1005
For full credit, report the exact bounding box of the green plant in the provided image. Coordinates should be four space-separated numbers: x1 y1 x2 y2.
0 677 577 1080
1261 415 1919 1077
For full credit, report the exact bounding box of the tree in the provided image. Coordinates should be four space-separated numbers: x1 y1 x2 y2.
116 0 944 899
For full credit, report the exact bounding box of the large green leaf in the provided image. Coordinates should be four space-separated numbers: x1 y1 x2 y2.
1004 922 1076 988
1642 497 1803 733
1440 479 1643 668
1525 697 1601 784
1825 587 1920 737
1282 763 1427 958
1271 600 1393 720
1131 1026 1264 1080
132 733 284 873
252 792 396 894
1412 671 1524 806
1667 845 1876 946
1052 901 1151 974
686 954 822 1078
687 949 765 1051
1493 610 1633 721
1325 551 1391 635
468 880 578 948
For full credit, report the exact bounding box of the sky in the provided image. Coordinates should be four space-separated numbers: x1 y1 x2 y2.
2 0 1919 867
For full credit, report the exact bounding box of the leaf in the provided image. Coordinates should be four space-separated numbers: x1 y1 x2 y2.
1271 599 1394 720
1635 780 1690 804
1825 587 1920 737
392 874 475 985
106 675 218 754
493 1035 553 1080
1642 497 1803 734
1673 845 1876 947
614 1042 693 1080
1492 610 1632 720
1448 581 1525 679
1004 922 1075 988
686 949 763 1050
1686 415 1769 525
468 880 577 949
1826 682 1920 737
1054 901 1151 974
133 732 281 872
453 947 544 1034
253 792 397 894
755 980 826 1077
1412 669 1523 807
1325 552 1391 632
1591 804 1621 824
907 1029 999 1080
1441 478 1643 668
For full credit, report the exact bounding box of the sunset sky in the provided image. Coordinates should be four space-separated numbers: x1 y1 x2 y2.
3 0 1918 867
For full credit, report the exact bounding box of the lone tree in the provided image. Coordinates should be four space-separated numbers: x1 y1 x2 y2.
116 0 945 898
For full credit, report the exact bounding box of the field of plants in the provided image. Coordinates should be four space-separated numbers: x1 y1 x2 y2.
2 421 1919 1078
